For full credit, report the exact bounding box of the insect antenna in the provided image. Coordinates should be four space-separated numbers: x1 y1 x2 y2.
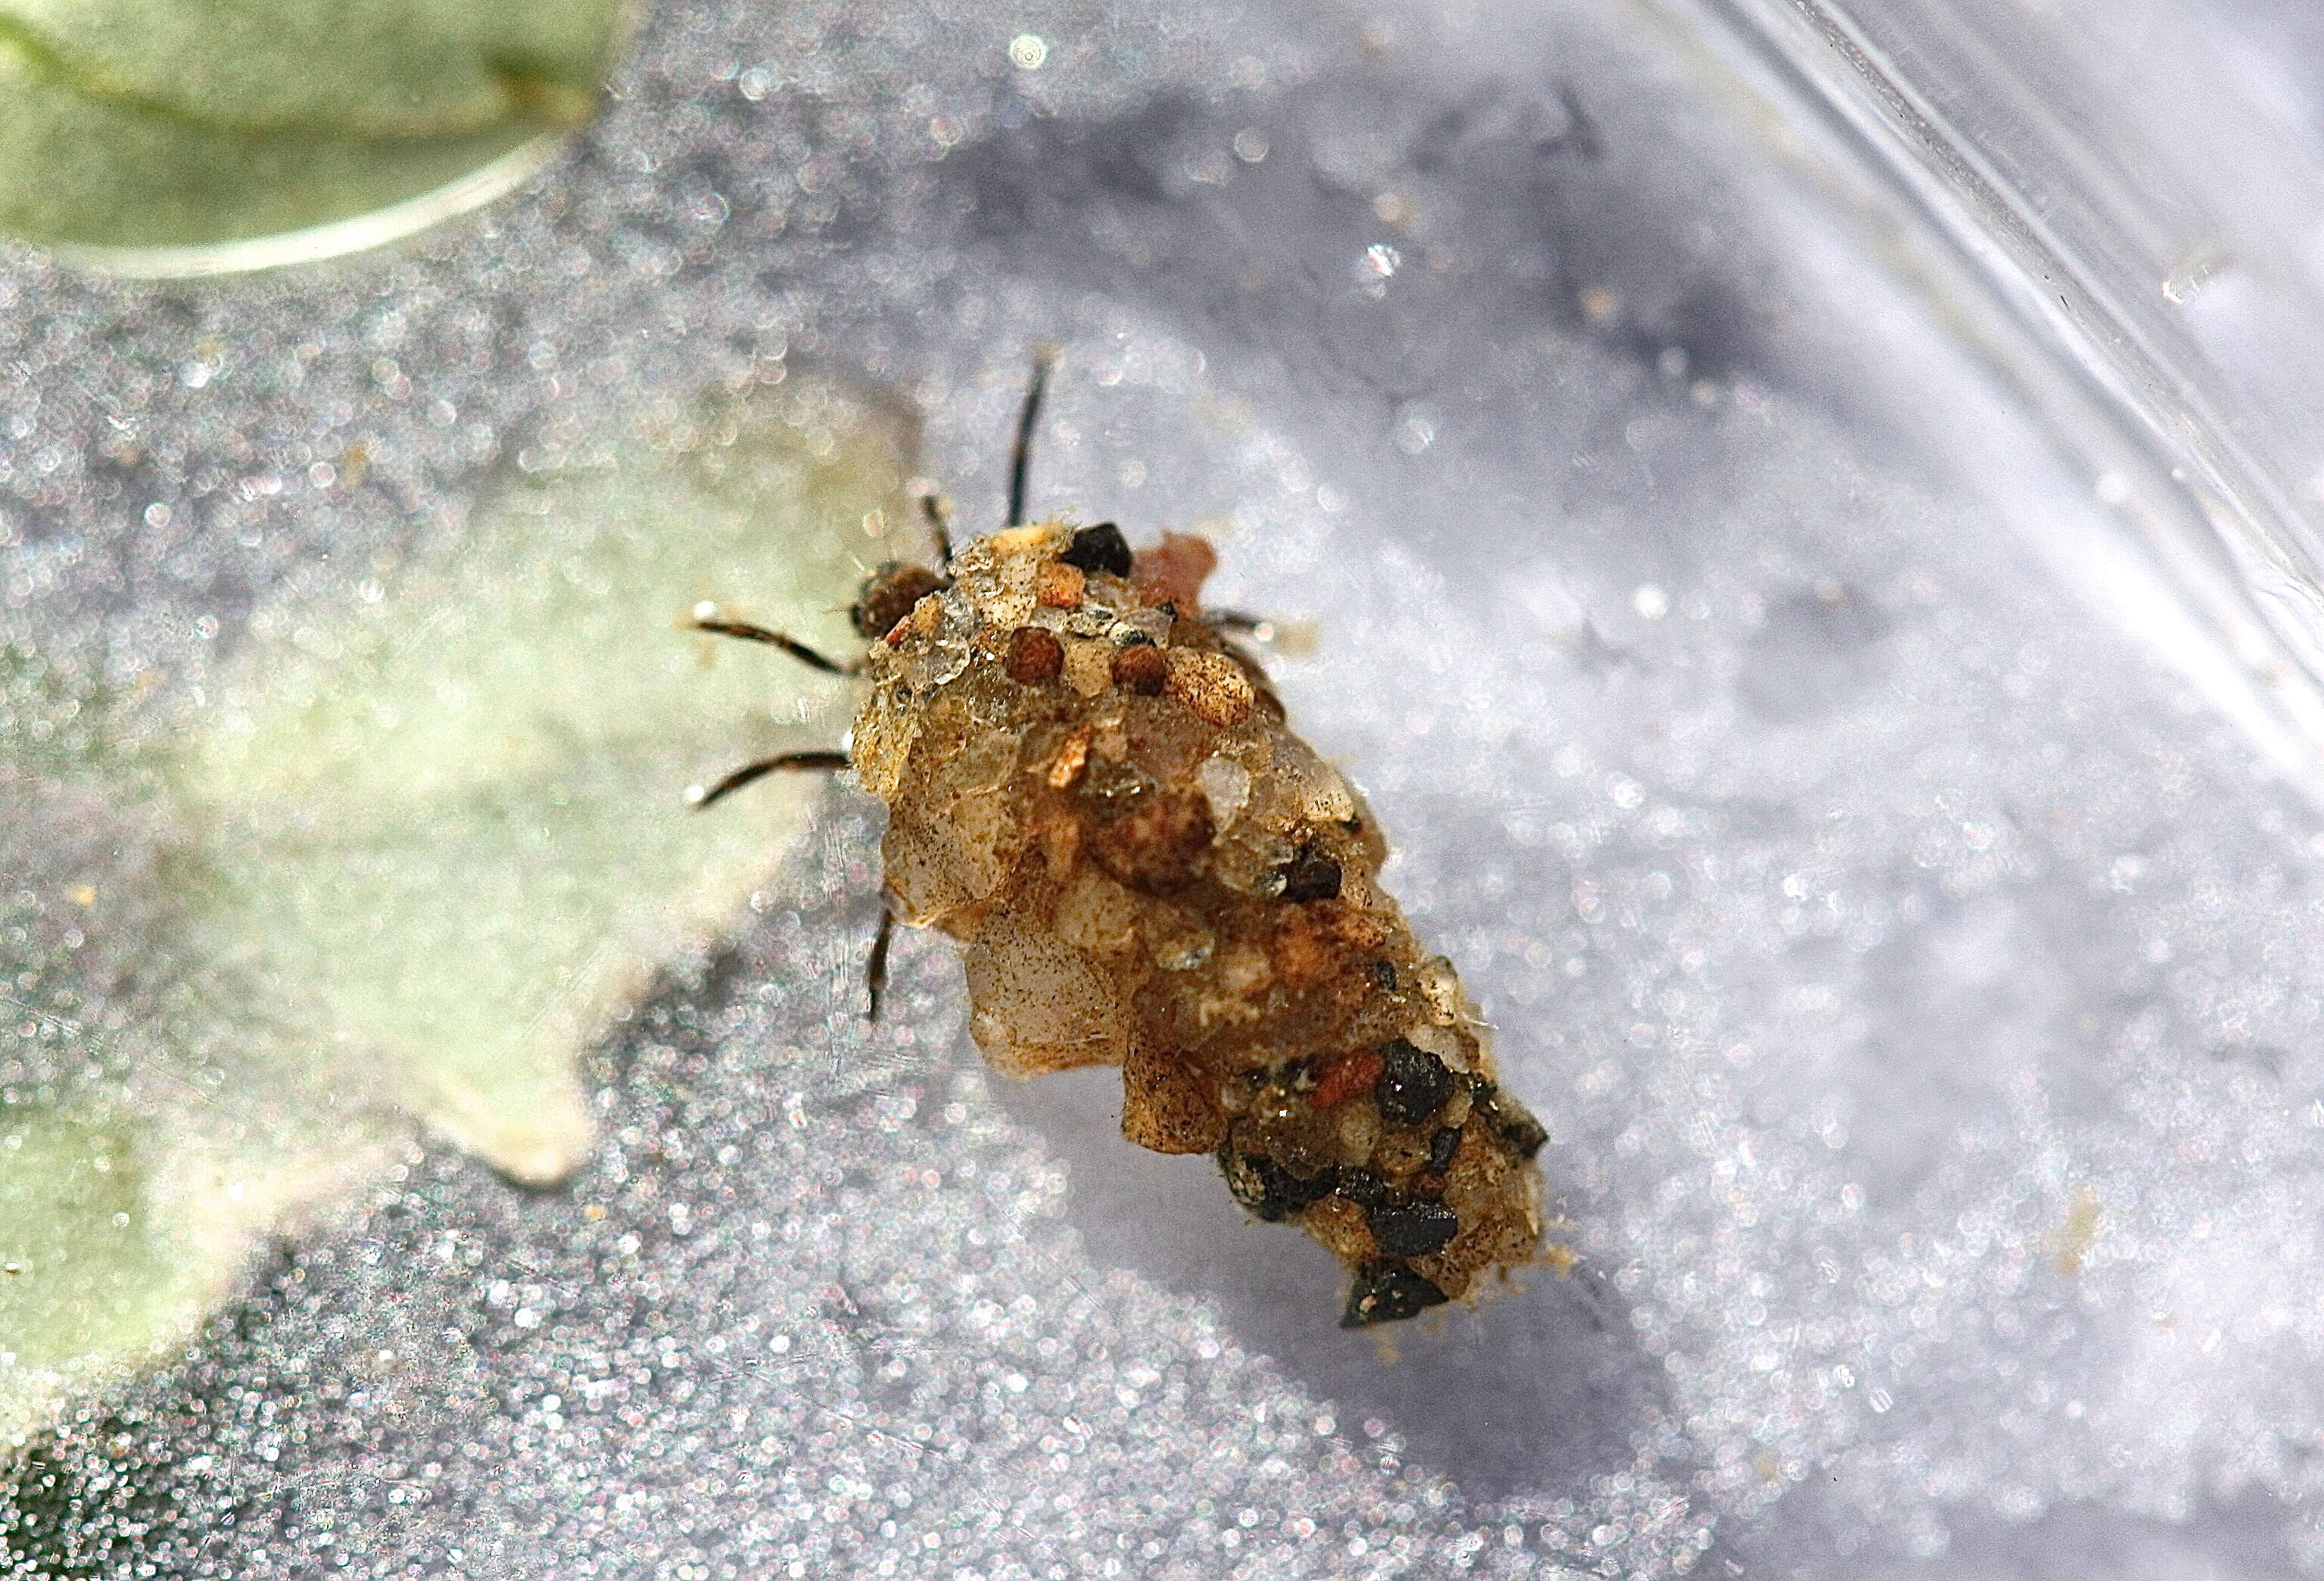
1006 346 1058 527
688 607 858 675
687 750 850 809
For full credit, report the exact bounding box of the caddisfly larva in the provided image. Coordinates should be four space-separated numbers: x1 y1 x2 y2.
690 355 1549 1326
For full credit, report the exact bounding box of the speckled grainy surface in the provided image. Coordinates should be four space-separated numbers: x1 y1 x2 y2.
12 0 2324 1576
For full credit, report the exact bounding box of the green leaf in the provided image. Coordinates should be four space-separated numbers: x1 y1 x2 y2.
0 1103 397 1451
0 0 626 258
172 377 915 1182
1 373 915 1448
0 1110 214 1396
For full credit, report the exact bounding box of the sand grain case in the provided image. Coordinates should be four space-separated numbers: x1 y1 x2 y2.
846 518 1550 1327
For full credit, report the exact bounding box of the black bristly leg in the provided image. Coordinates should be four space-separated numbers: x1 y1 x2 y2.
688 751 893 1023
920 492 954 567
864 906 897 1022
687 750 850 810
689 616 855 675
1007 348 1056 528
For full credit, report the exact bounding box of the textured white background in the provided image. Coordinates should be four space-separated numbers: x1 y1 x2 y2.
8 0 2324 1576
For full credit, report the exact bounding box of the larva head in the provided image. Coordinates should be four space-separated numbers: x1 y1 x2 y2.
851 562 946 641
1057 521 1132 578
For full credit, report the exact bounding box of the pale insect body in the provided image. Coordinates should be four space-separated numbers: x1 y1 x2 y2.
695 362 1550 1326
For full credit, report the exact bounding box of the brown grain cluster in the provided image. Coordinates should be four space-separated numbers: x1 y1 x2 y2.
850 521 1549 1325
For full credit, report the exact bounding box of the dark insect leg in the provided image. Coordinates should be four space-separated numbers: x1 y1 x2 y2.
1007 347 1057 528
920 492 954 567
1203 610 1273 637
690 616 855 676
688 750 850 810
864 905 897 1022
